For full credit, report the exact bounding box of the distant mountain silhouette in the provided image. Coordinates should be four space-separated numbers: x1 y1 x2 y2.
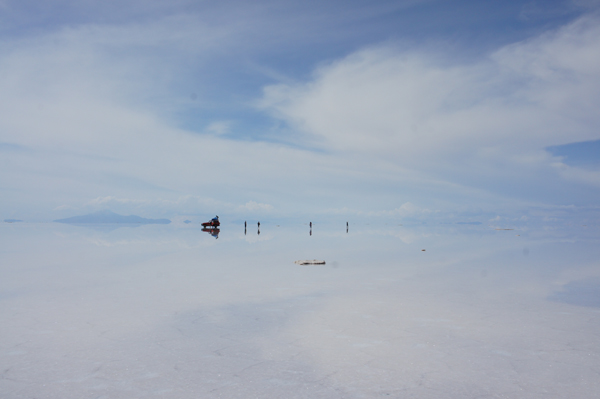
54 210 171 224
4 219 23 223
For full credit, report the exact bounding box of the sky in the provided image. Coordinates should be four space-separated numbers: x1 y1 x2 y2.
1 0 599 222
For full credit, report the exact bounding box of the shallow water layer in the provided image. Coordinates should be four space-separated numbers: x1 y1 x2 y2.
1 222 599 398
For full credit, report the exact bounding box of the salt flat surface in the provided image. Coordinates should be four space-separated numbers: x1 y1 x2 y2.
1 222 599 398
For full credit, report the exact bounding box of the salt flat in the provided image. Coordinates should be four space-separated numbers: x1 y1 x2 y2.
1 222 599 398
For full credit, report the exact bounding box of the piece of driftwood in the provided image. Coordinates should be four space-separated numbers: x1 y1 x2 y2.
294 260 326 265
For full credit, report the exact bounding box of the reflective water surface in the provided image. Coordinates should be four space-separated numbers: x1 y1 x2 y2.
1 222 599 398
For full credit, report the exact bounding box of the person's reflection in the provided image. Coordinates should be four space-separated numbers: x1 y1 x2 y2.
346 221 349 233
310 228 312 236
202 227 219 239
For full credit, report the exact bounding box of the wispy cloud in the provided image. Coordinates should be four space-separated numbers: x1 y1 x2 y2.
237 201 274 212
324 202 433 218
259 14 600 204
1 2 599 221
205 121 232 136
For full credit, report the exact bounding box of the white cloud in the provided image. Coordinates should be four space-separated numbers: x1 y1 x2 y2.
258 14 600 198
555 164 600 187
368 202 433 217
238 201 274 212
88 196 148 205
2 7 600 221
325 202 432 218
205 121 232 135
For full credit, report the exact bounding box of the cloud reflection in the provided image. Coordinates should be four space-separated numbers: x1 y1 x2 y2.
549 278 600 308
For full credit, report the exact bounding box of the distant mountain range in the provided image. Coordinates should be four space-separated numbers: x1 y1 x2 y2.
53 210 171 224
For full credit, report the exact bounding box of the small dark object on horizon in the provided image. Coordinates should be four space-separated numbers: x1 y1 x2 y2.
201 216 220 228
295 260 326 265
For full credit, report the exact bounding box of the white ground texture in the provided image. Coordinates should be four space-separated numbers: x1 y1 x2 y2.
1 222 599 398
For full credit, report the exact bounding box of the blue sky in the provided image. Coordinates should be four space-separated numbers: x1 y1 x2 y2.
1 0 599 222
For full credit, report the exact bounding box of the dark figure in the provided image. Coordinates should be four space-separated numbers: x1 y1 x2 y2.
258 221 260 228
310 222 312 228
346 221 349 233
202 227 219 239
244 221 247 228
310 229 312 236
